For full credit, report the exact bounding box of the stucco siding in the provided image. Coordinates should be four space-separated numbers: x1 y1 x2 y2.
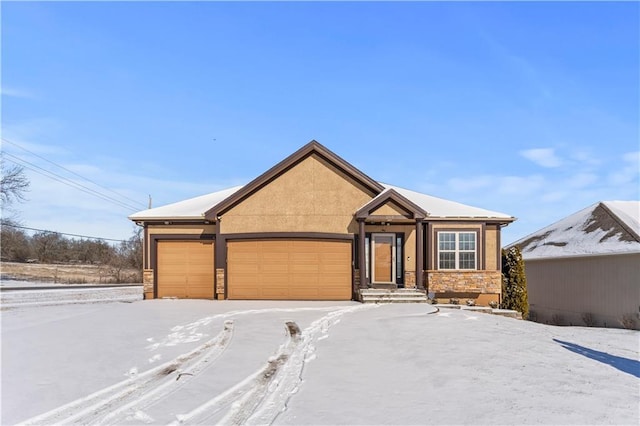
526 253 640 329
371 201 410 217
221 154 374 234
485 225 498 270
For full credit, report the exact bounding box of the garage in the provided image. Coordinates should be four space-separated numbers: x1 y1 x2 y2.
156 241 215 299
227 239 352 300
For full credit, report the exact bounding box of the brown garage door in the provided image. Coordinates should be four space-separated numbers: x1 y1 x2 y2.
157 240 214 299
227 239 352 300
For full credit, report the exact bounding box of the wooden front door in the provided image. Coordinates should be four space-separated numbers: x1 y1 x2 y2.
372 234 395 284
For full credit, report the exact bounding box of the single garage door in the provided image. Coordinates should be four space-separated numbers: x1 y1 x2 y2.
157 240 214 299
227 239 352 300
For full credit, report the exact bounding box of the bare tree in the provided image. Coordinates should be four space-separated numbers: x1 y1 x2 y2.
0 220 33 261
1 155 30 206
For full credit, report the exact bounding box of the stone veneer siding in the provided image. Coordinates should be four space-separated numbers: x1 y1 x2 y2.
216 268 225 297
426 270 501 294
404 271 416 288
143 269 154 299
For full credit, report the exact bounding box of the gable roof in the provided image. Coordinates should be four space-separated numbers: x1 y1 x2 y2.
356 188 427 220
128 186 243 221
383 184 515 221
511 201 640 260
128 141 516 224
204 140 385 220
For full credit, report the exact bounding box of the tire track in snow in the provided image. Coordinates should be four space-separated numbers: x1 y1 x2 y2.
172 304 377 425
18 320 235 426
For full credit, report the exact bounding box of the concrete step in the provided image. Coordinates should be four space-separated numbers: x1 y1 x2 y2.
359 289 429 303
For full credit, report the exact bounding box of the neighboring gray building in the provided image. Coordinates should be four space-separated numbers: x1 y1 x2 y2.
511 201 640 329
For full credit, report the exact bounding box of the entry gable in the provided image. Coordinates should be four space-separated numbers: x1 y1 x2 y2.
356 189 427 220
205 140 384 220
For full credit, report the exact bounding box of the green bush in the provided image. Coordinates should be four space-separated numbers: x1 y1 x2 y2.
501 246 529 319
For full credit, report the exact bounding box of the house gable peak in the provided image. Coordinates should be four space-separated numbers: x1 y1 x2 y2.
205 140 384 219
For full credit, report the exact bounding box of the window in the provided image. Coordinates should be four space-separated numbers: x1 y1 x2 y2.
438 232 476 270
396 234 404 283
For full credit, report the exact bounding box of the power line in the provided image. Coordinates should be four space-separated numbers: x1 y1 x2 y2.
1 222 127 243
4 152 141 212
2 137 147 209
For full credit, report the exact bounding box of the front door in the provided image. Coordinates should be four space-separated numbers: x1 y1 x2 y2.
372 233 395 285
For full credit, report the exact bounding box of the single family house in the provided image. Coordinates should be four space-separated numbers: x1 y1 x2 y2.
129 141 515 304
510 201 640 329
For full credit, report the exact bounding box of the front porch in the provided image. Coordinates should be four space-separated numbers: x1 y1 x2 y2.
358 288 429 303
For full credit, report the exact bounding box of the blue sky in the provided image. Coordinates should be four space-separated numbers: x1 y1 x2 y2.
2 1 638 245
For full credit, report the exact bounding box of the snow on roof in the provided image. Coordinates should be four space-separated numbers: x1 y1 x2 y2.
604 201 640 236
128 186 243 221
511 201 640 260
381 184 514 219
129 183 514 222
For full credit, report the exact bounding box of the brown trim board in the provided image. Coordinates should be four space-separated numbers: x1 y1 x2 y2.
223 232 354 241
356 188 427 220
204 140 385 220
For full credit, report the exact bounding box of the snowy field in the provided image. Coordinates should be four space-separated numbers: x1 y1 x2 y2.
1 298 638 425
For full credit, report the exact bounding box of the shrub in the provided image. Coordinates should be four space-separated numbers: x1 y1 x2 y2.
582 313 596 327
619 314 637 330
501 246 529 319
551 314 563 326
449 298 460 305
466 299 476 306
488 300 498 309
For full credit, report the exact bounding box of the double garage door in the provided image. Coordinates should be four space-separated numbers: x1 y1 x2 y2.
227 240 352 300
156 239 352 300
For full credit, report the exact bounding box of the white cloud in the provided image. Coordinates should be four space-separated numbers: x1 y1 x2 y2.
608 151 640 186
569 148 601 168
446 175 493 192
567 172 598 189
0 86 36 99
497 175 546 195
519 148 563 168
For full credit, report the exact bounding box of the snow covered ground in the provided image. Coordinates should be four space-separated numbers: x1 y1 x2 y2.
0 284 143 308
1 298 638 425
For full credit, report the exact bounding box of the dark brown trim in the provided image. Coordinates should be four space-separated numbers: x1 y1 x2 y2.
599 202 640 242
215 220 224 300
481 223 486 270
143 225 149 269
223 232 354 241
356 188 427 220
149 234 215 298
358 220 367 289
416 221 424 290
426 222 434 270
423 217 516 224
141 220 216 226
205 141 384 220
497 224 503 271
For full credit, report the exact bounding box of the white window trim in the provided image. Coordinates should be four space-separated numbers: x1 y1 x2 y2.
437 231 477 270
